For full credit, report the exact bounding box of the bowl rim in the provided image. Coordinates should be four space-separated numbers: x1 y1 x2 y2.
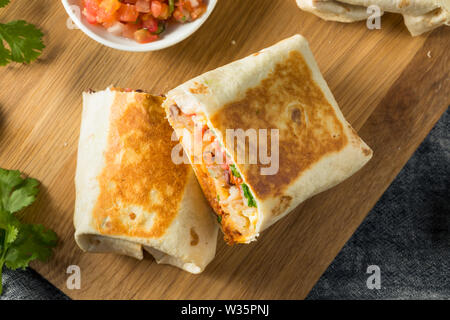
61 0 217 52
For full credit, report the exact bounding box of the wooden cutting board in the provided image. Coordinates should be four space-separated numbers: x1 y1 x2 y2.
0 0 448 300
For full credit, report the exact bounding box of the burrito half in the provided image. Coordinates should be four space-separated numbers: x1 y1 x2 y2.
163 35 373 245
296 0 375 23
296 0 450 36
74 88 218 273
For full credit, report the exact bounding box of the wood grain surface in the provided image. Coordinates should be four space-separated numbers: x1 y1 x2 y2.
0 0 448 299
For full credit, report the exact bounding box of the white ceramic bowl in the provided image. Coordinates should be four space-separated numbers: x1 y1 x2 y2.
61 0 217 52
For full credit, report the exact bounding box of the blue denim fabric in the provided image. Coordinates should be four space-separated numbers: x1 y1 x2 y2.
308 108 450 300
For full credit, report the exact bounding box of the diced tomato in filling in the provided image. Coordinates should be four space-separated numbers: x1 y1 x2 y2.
82 0 207 43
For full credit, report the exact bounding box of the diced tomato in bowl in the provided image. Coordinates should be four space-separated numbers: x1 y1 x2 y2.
134 29 159 43
136 0 151 13
121 22 140 38
81 0 209 44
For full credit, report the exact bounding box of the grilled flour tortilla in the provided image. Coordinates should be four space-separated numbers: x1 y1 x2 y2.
74 88 218 274
296 0 449 36
163 35 373 245
297 0 374 22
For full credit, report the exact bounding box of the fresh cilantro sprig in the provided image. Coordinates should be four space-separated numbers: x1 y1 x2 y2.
0 1 45 66
230 165 257 208
242 184 257 208
0 0 10 9
229 164 241 179
0 168 58 295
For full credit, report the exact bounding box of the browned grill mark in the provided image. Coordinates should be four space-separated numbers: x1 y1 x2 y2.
189 82 209 95
291 108 302 124
210 50 348 199
362 147 372 157
272 195 293 216
93 93 189 239
399 0 410 9
190 228 199 246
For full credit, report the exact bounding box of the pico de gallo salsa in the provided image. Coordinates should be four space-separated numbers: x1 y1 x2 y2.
82 0 207 43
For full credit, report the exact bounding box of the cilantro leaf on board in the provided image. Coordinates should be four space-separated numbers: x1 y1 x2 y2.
0 41 10 65
0 168 57 295
5 224 18 246
0 168 39 213
5 224 58 270
7 176 39 214
0 20 45 65
0 0 10 9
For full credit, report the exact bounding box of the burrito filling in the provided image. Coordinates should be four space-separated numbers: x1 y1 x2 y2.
167 104 258 244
